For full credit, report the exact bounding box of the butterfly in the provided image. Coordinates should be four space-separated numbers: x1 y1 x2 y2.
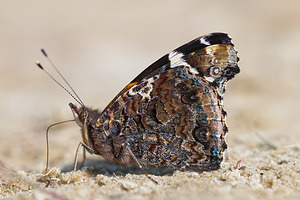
38 32 239 179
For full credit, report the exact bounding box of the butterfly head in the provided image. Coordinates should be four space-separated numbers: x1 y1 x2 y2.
69 103 97 150
69 103 89 128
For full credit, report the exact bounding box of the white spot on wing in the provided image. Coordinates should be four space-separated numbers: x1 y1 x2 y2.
200 37 210 45
216 79 228 97
169 51 184 62
128 77 155 100
190 67 199 74
168 51 199 74
204 76 215 83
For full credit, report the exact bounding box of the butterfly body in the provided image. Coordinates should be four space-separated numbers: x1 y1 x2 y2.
70 33 239 171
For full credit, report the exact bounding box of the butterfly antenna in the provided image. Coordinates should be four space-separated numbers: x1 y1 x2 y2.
37 49 85 106
36 61 83 106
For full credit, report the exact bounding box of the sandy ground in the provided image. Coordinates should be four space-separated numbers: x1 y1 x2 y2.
0 0 300 199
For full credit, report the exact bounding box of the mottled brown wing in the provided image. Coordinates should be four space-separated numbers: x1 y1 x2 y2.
99 33 239 170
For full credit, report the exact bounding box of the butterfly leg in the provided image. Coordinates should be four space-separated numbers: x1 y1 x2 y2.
68 142 99 183
74 142 100 171
122 143 158 184
78 148 86 170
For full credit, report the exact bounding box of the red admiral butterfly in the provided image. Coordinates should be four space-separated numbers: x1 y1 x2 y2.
37 32 239 181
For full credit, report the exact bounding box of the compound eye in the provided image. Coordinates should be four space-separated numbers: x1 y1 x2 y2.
210 66 220 76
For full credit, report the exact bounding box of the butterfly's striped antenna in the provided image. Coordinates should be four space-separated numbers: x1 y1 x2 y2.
36 61 83 106
38 49 85 107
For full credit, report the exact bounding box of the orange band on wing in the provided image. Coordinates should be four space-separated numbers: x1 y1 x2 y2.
102 82 138 113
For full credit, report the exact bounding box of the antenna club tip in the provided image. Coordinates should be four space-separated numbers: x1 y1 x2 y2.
36 61 44 70
41 49 48 57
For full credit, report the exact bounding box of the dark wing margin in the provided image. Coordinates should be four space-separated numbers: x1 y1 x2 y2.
131 32 234 84
131 54 169 84
175 32 234 55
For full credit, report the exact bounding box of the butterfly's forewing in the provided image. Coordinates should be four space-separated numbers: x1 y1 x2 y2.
98 33 239 170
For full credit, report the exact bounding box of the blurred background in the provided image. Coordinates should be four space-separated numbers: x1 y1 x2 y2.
0 0 299 172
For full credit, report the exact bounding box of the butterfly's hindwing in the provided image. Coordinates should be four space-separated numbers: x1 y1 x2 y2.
112 65 226 169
